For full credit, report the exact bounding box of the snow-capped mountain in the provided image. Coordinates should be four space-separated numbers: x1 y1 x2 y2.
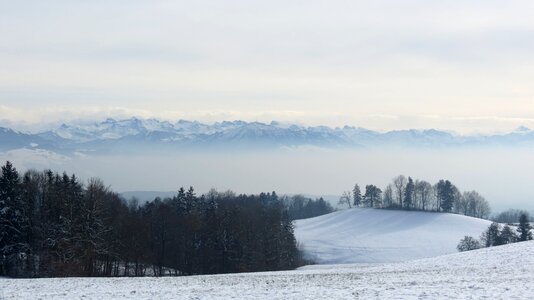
0 127 57 151
32 118 356 150
1 118 534 154
50 118 169 142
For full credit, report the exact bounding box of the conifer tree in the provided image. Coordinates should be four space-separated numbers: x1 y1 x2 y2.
517 213 533 242
0 161 29 276
481 222 501 247
404 177 415 209
185 186 196 212
364 185 382 208
500 225 518 244
352 184 362 207
437 180 454 212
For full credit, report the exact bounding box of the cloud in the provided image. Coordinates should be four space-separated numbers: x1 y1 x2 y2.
1 1 534 134
0 148 71 170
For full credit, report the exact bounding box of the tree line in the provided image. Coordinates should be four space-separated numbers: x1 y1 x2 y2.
493 209 533 223
339 175 491 219
457 213 532 252
281 195 334 220
0 161 302 278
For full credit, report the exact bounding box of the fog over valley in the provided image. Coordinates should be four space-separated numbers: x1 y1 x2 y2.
1 143 531 213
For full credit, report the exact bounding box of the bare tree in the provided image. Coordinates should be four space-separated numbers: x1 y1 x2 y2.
338 191 352 209
457 192 469 215
451 185 462 214
464 191 491 219
393 175 407 208
415 180 432 211
457 236 481 252
431 183 440 211
383 184 394 207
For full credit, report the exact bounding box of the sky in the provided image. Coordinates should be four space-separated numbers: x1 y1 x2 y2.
2 1 534 211
1 1 534 133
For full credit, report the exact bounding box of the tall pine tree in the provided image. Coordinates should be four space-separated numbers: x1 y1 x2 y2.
437 180 454 212
404 177 415 209
517 213 533 242
352 184 362 207
0 161 30 276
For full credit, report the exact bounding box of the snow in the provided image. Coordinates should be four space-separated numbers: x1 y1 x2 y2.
2 241 534 299
294 208 492 264
5 118 534 151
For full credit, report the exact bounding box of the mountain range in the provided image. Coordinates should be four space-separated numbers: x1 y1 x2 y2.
1 118 534 154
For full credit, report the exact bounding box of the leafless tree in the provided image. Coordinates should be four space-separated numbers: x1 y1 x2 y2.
464 191 491 219
415 180 432 211
383 184 394 207
338 191 352 209
393 175 407 208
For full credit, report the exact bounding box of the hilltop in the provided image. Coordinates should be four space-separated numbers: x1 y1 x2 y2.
294 208 492 264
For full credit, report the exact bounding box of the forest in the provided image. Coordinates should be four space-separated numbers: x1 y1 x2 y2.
0 161 303 278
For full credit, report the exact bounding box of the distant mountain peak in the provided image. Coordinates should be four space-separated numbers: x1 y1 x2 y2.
103 118 117 124
0 127 15 133
515 126 531 133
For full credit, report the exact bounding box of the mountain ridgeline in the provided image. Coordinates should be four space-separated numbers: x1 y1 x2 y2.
0 161 304 278
1 118 534 153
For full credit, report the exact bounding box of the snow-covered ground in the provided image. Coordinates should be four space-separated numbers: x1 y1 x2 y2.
294 208 492 264
2 241 534 299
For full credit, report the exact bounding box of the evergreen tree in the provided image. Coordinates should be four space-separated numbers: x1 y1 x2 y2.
364 185 382 208
404 177 415 209
500 225 518 244
0 161 30 276
352 184 362 207
185 186 196 212
437 180 454 212
172 187 187 213
481 222 501 247
517 213 533 242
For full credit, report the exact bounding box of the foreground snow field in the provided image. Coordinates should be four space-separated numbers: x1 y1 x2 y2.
294 208 492 264
2 241 534 299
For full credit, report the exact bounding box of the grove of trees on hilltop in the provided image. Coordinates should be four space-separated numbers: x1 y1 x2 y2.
340 175 491 219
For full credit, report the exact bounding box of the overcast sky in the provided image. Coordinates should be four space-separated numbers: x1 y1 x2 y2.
2 1 534 133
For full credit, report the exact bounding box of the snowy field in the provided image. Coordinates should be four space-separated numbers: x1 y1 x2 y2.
2 240 534 299
295 208 492 264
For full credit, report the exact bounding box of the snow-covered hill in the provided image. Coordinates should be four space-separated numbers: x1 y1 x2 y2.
3 240 533 299
294 208 492 264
